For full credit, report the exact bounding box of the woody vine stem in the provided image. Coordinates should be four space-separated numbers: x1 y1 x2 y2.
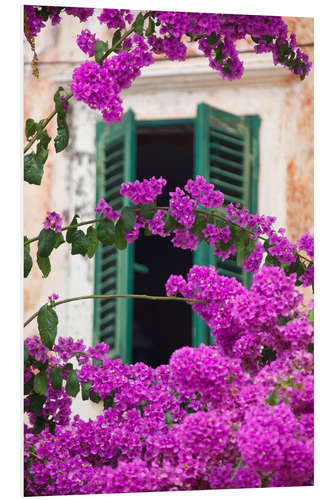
23 294 208 328
23 209 313 264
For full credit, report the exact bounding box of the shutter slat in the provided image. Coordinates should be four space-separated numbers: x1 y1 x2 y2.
101 254 117 268
210 154 243 171
210 166 243 183
210 128 244 146
100 302 116 316
104 172 123 188
100 313 116 327
105 149 124 164
104 159 124 175
210 142 244 159
210 179 243 196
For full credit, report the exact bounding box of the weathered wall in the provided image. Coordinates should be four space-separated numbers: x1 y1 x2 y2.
24 11 314 345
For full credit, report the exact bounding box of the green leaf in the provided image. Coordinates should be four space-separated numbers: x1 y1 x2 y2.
53 87 66 119
24 236 30 252
53 88 69 153
97 218 115 246
36 143 48 165
112 29 122 52
54 117 69 153
103 390 115 410
134 12 145 35
25 118 37 140
81 381 92 401
278 315 289 326
34 416 46 434
94 40 108 64
33 371 48 396
145 17 155 36
65 369 80 397
71 230 89 256
48 420 56 435
207 32 219 45
66 215 79 243
140 203 156 220
90 391 101 403
265 253 280 267
120 206 137 232
215 42 225 65
54 232 65 249
24 345 29 363
49 366 63 391
267 386 280 406
164 411 175 429
27 394 46 415
24 376 34 395
307 342 314 354
24 153 44 185
37 229 57 258
115 219 127 250
251 35 260 43
37 255 51 278
144 224 152 236
24 248 33 278
189 213 207 241
37 129 51 148
86 226 99 258
163 213 182 233
236 232 256 267
307 309 314 326
37 304 58 350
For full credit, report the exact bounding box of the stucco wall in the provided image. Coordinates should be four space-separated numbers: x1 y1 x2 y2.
24 11 314 346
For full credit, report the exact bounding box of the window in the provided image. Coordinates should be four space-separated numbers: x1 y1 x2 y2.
93 103 260 366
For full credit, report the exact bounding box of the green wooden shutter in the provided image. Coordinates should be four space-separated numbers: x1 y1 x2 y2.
94 110 136 363
193 102 260 346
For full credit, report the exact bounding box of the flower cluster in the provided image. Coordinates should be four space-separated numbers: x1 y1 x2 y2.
24 272 314 494
298 231 314 260
169 188 198 229
120 177 167 205
24 6 94 41
241 241 265 273
64 7 94 22
184 176 224 208
71 38 154 123
24 6 46 39
76 29 100 58
26 8 311 92
43 211 63 233
48 293 59 303
166 264 311 370
92 176 313 287
97 9 133 30
95 198 120 221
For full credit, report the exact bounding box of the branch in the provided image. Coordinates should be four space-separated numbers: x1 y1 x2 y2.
100 11 151 63
24 293 207 327
24 205 313 266
24 92 73 154
24 217 101 246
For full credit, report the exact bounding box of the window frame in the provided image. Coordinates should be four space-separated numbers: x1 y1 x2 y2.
94 110 260 361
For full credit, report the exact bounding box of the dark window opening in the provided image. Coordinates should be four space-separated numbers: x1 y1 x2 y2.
133 127 194 367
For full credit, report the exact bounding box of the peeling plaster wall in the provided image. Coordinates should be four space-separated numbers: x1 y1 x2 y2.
24 14 314 352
